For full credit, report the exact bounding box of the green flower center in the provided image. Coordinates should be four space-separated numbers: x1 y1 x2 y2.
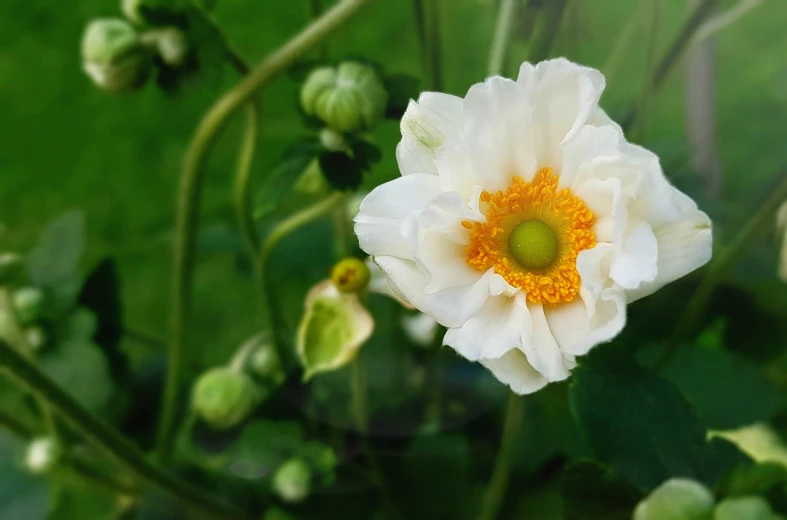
508 219 558 270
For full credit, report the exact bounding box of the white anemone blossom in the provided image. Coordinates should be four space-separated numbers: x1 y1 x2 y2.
354 58 712 394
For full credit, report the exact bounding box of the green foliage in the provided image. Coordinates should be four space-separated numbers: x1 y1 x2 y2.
560 461 643 520
569 347 751 492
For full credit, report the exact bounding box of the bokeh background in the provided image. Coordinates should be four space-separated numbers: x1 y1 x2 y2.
3 0 787 518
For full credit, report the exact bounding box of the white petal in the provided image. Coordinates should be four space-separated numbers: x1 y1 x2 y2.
434 141 482 199
373 256 493 328
366 258 414 309
480 348 548 395
396 92 463 176
443 292 528 361
461 76 537 192
521 303 572 382
516 58 606 168
559 124 623 189
626 210 712 302
354 174 442 259
609 217 658 290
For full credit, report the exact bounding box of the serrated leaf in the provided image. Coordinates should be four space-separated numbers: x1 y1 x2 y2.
318 151 363 191
28 211 85 311
383 73 420 119
78 259 127 381
569 347 751 492
560 461 643 520
256 138 322 219
38 338 113 413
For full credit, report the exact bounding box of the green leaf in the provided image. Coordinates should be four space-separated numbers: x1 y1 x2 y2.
348 137 382 172
560 461 644 520
718 462 787 498
569 347 751 492
318 151 363 191
28 211 85 311
38 337 113 413
255 138 322 219
640 343 782 430
49 479 119 520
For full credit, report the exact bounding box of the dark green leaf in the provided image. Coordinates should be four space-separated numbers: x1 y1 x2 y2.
78 258 127 381
717 462 787 498
560 461 643 520
638 343 782 429
569 347 751 492
50 479 119 520
28 211 85 311
318 151 362 191
383 73 420 119
348 138 382 172
255 138 322 219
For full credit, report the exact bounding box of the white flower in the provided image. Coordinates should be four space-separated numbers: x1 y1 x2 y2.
354 58 712 394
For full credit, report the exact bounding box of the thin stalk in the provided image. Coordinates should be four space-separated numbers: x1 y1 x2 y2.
528 0 569 63
308 0 323 19
623 0 716 130
350 359 367 434
233 101 262 275
631 0 662 142
258 193 344 361
332 194 351 259
421 0 443 90
488 0 517 77
478 393 525 520
0 338 251 520
411 0 429 84
602 1 646 86
157 0 375 462
658 168 787 368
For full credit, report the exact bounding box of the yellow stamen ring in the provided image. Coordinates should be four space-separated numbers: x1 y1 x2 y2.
463 168 595 305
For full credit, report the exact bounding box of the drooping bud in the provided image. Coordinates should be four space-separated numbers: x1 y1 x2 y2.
300 62 388 134
140 27 189 68
192 367 260 429
25 437 62 475
13 287 45 325
331 257 371 294
81 18 152 93
272 458 312 503
633 478 714 520
297 280 373 380
0 253 24 286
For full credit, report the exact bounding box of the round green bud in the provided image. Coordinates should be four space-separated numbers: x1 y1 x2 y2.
301 62 389 134
81 18 152 93
272 458 312 503
25 326 47 351
248 344 285 386
140 27 189 68
714 497 780 520
192 367 259 430
0 253 24 286
25 437 62 475
633 478 714 520
13 287 45 325
508 219 559 270
331 257 371 294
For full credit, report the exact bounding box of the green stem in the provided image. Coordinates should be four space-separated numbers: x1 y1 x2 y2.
427 0 443 90
658 169 787 368
478 393 525 520
601 1 646 82
0 339 251 520
487 0 517 77
157 0 375 463
631 0 662 142
350 359 367 434
258 193 344 362
528 0 569 63
332 194 351 259
411 0 428 83
233 101 262 275
416 0 443 90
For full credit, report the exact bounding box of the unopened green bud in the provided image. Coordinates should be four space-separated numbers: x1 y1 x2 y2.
25 326 47 351
331 257 371 294
25 437 62 475
714 497 781 520
248 344 285 386
272 458 312 503
81 18 152 93
319 128 349 153
13 287 45 325
192 367 259 429
634 479 714 520
301 62 388 133
0 253 24 285
140 27 189 67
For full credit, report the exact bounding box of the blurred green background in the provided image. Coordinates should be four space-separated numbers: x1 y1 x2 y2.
3 0 786 367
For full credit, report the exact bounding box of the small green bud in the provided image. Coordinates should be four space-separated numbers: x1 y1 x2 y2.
331 258 371 294
25 437 62 475
81 18 152 93
140 27 189 67
192 367 259 429
318 128 349 153
0 253 24 285
714 497 781 520
272 458 312 503
13 287 45 325
301 62 388 134
634 478 715 520
25 326 47 351
248 344 285 386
